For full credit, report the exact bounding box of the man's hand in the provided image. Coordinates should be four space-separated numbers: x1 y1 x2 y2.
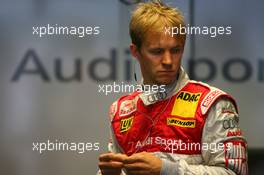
98 153 128 175
123 151 162 175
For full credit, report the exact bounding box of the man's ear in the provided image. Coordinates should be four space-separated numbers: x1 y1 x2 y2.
130 43 140 60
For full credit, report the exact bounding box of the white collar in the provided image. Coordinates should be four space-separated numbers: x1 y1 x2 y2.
139 66 190 106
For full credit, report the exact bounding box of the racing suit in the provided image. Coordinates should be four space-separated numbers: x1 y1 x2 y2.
100 67 248 175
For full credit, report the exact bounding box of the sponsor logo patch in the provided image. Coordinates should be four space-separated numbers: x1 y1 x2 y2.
167 118 196 128
227 129 242 137
222 116 239 130
119 99 137 117
146 92 167 103
171 91 201 118
120 116 133 133
201 89 224 115
224 141 248 174
202 90 222 107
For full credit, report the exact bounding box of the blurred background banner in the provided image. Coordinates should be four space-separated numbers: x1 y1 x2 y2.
0 0 263 174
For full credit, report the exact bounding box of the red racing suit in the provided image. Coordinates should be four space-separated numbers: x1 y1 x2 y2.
102 67 248 175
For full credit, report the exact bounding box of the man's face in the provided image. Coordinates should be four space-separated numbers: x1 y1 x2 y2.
131 32 184 85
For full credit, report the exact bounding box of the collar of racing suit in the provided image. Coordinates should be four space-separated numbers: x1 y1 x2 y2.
138 66 190 106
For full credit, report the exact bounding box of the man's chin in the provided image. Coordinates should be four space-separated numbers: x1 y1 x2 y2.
155 77 175 86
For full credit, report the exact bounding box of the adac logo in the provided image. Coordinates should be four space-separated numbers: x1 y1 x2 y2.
177 91 201 102
167 118 196 128
171 91 201 118
120 116 134 133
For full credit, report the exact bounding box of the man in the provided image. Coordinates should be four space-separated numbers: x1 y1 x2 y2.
98 1 248 174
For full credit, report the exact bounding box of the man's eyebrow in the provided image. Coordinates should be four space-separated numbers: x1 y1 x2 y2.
173 44 182 47
149 47 163 49
170 45 184 49
147 44 182 49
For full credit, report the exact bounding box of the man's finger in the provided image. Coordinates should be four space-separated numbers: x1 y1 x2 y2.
100 169 122 175
125 169 146 175
98 161 123 169
123 152 145 164
99 153 128 162
99 153 113 162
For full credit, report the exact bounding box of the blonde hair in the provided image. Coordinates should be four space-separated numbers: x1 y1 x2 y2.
129 0 186 48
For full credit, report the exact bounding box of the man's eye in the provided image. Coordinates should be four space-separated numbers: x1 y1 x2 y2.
171 48 181 54
150 49 163 55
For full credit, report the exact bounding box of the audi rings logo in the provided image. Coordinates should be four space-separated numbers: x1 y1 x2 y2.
146 92 167 103
222 116 239 130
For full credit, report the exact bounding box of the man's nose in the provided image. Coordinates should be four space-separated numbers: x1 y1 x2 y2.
162 51 173 66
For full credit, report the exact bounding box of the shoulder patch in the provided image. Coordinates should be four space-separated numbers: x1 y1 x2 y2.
119 96 138 117
109 101 118 121
201 87 226 115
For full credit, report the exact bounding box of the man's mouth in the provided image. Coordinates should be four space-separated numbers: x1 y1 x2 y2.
157 71 175 75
